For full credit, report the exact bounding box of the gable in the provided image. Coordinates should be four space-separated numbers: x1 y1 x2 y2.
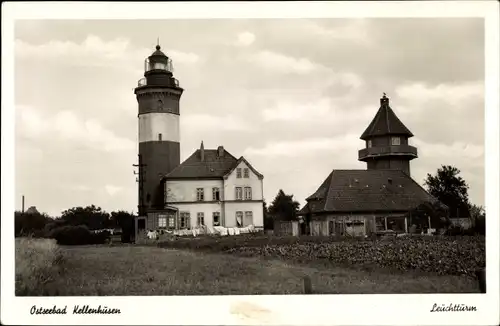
224 156 263 180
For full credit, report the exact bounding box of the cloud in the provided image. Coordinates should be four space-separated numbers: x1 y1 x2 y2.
243 133 359 157
396 81 484 106
181 114 253 132
16 105 135 152
235 32 256 47
413 138 484 162
105 185 123 196
67 185 92 192
246 50 323 75
261 97 373 128
15 35 201 70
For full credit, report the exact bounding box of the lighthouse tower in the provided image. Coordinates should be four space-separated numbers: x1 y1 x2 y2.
358 94 418 176
134 44 183 215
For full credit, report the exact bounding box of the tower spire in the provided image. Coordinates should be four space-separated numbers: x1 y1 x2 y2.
156 37 160 50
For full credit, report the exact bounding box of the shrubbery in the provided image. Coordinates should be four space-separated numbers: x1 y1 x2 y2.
48 225 111 245
15 238 65 296
159 234 485 276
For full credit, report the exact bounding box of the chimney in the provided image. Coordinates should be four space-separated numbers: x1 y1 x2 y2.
22 195 25 213
380 92 389 106
217 146 224 157
200 141 205 161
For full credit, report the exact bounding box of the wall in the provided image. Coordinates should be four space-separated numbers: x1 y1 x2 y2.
166 179 224 202
224 161 263 201
224 201 264 228
171 202 223 228
138 113 180 143
369 136 409 147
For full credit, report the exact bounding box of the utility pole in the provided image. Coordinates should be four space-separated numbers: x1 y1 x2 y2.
133 154 147 216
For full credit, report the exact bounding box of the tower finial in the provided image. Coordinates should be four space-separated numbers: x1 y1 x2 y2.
156 37 160 50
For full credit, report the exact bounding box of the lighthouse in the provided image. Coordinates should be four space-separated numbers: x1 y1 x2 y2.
134 44 183 215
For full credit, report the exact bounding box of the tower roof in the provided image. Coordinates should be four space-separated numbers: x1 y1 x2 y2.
150 44 167 57
360 94 414 140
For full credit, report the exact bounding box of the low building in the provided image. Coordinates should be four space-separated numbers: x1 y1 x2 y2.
298 94 446 236
136 142 265 234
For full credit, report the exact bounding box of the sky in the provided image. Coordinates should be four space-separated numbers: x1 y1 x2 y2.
14 18 485 217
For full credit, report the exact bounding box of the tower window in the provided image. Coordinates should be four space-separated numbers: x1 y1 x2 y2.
391 137 401 146
158 133 162 141
157 99 163 110
367 140 372 148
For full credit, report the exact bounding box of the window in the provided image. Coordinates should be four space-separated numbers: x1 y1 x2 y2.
157 99 163 110
197 212 205 226
168 216 175 228
367 140 372 148
243 168 249 178
196 188 204 201
244 187 252 200
213 212 221 226
236 168 242 178
158 133 162 141
244 211 253 227
212 187 220 201
180 212 190 229
391 137 401 146
158 215 167 228
236 211 243 227
235 187 243 200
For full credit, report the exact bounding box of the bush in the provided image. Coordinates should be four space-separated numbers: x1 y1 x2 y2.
445 226 475 236
48 225 110 245
15 238 65 296
159 234 485 276
15 211 52 237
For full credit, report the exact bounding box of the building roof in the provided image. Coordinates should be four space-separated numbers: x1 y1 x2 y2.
299 169 443 214
150 45 167 57
166 145 262 180
360 95 414 140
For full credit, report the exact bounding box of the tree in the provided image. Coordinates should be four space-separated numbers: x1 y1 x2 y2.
469 204 485 235
60 205 111 230
14 210 52 237
424 165 471 218
111 210 136 243
410 201 450 231
263 200 274 230
268 189 300 221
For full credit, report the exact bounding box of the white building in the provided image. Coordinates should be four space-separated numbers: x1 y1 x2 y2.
138 142 264 232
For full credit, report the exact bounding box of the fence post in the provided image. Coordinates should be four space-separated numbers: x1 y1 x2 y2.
303 276 312 294
476 269 486 293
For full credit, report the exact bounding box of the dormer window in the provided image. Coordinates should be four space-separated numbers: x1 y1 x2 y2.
367 140 372 148
391 137 401 146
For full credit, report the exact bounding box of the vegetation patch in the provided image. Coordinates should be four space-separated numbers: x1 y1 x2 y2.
158 234 485 276
15 238 65 296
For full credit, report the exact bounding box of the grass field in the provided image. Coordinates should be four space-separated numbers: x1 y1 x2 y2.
15 239 481 296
